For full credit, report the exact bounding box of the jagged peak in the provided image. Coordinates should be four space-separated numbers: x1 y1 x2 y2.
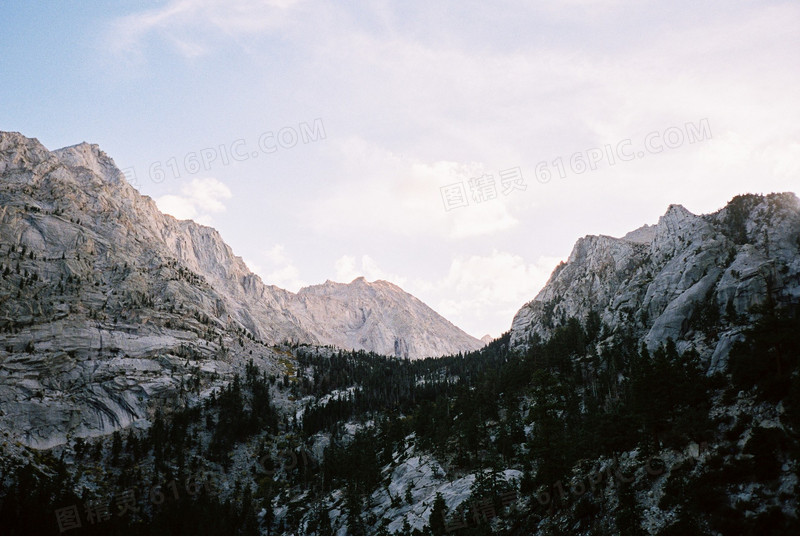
53 140 122 184
300 277 402 293
298 279 350 294
665 203 692 215
713 192 800 220
0 130 42 146
1 130 485 367
569 204 699 249
0 131 52 171
372 279 405 291
566 233 628 264
55 140 97 151
653 203 703 244
656 203 698 228
510 191 800 354
622 224 657 244
0 131 128 190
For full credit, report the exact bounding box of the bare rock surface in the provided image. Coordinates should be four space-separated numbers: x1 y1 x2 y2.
510 193 800 373
294 277 483 359
0 131 482 448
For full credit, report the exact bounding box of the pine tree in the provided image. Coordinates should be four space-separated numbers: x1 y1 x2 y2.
429 492 447 536
345 484 365 535
241 484 258 535
402 517 412 535
318 506 333 536
615 479 642 535
111 431 122 464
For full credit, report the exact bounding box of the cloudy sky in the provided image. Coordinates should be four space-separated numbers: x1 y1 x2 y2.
2 1 799 338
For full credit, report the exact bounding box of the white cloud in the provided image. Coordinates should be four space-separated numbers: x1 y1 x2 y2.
155 194 198 221
307 138 521 240
247 244 307 292
264 263 306 292
107 0 302 60
264 244 291 266
333 255 357 282
155 177 232 225
424 251 565 339
299 3 799 220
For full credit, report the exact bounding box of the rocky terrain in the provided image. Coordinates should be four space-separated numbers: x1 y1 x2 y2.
0 131 481 449
293 278 482 360
510 193 800 374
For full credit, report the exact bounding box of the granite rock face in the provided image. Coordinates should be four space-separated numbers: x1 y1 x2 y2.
510 194 800 373
0 132 481 448
294 277 484 359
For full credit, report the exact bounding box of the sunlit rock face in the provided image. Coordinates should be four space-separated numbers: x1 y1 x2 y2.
510 192 800 373
0 132 482 448
293 277 484 360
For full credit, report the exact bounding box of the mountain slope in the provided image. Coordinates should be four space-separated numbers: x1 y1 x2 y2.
509 193 800 372
0 131 482 356
0 132 305 448
293 277 483 359
0 131 481 448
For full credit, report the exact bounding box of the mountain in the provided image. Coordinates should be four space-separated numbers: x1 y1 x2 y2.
510 193 800 373
0 131 481 448
293 277 484 359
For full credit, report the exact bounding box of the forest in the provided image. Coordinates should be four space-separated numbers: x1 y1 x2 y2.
1 301 799 535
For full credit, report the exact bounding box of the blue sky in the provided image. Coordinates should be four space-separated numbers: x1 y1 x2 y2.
2 0 799 338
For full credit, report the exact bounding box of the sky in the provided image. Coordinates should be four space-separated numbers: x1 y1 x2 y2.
1 1 799 339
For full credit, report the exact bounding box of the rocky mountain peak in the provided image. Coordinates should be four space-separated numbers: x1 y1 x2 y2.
649 203 707 256
294 276 483 359
0 131 53 176
510 193 800 373
0 131 485 448
52 141 123 185
664 202 691 216
621 223 657 244
0 131 483 361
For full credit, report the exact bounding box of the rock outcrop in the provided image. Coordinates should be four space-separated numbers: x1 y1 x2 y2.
510 193 800 373
293 277 483 359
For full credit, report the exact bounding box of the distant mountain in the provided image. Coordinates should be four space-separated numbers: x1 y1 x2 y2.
0 131 481 448
510 193 800 373
294 277 484 359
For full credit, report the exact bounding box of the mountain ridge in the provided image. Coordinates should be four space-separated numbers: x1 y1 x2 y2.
0 131 482 449
0 130 483 357
509 192 800 374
